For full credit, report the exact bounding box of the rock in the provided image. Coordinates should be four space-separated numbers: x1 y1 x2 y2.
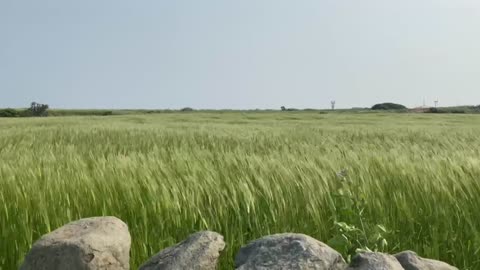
139 231 225 270
395 250 458 270
20 216 131 270
234 233 346 270
347 252 403 270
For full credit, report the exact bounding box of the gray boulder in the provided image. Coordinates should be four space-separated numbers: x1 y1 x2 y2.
20 216 131 270
395 251 458 270
234 233 346 270
347 252 403 270
139 231 225 270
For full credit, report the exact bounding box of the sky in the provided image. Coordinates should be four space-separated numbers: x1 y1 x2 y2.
1 0 480 109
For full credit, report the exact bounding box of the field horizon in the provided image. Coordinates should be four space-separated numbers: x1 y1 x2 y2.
2 103 480 117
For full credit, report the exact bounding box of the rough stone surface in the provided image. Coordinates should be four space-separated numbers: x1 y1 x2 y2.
139 231 225 270
20 216 131 270
19 216 462 270
234 233 346 270
347 252 404 270
395 251 458 270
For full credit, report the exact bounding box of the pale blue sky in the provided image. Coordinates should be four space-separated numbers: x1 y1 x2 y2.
1 0 480 109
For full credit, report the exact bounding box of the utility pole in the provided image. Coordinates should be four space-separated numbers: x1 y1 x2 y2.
331 100 336 110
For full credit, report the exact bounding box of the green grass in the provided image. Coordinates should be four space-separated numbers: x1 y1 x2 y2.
1 112 480 269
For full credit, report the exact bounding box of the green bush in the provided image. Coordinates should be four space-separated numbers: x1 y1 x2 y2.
0 108 19 117
371 103 407 110
18 109 33 117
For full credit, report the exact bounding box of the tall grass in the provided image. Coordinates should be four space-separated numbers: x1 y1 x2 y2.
1 112 480 269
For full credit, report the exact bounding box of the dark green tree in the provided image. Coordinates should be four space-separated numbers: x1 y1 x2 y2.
29 102 49 116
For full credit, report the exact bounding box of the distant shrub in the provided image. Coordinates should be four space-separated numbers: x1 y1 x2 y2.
19 109 33 117
286 108 299 111
426 107 471 114
425 107 442 113
180 107 194 112
280 106 286 111
0 108 19 117
102 111 113 116
371 103 407 110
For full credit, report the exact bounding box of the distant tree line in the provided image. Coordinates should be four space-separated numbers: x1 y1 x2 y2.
425 105 480 114
2 102 480 117
279 103 409 112
0 102 49 117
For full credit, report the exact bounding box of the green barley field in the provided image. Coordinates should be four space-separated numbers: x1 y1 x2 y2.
1 112 480 269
